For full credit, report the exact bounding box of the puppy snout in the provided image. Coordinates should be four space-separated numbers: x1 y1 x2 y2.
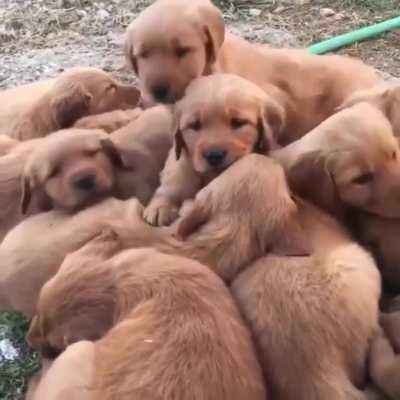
203 149 227 168
151 83 171 103
73 174 97 192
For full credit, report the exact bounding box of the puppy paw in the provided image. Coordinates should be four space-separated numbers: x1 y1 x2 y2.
143 198 179 226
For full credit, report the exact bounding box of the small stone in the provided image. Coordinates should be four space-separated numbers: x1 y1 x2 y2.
249 8 262 17
96 9 110 20
294 0 311 4
319 8 335 17
334 12 345 21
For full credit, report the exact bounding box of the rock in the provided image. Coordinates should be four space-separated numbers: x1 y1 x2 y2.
96 9 110 20
249 8 262 17
319 8 335 17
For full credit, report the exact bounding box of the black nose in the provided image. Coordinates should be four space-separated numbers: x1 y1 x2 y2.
151 84 170 102
73 175 96 191
203 149 227 167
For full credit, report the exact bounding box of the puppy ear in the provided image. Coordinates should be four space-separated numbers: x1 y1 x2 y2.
176 202 210 239
100 138 125 168
21 175 33 215
26 315 44 349
256 99 285 152
51 83 92 128
288 152 343 217
198 3 225 65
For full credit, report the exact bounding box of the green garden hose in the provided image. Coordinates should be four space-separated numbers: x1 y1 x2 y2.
308 15 400 55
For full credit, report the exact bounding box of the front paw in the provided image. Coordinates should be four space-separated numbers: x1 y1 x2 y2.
143 198 179 227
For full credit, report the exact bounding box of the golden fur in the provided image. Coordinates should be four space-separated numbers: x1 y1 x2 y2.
125 0 379 143
0 198 142 318
0 67 140 140
73 108 143 133
272 102 400 219
143 73 282 226
27 238 266 400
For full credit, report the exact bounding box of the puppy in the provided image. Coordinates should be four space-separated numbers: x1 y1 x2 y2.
0 198 142 318
272 101 400 219
143 73 283 226
369 312 400 400
0 67 140 140
125 0 379 142
73 108 143 133
108 154 379 399
27 234 266 400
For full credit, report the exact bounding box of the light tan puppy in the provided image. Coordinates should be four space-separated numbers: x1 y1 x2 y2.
0 198 142 318
272 102 400 219
0 67 140 140
125 0 379 143
144 73 283 226
27 238 266 400
74 108 143 133
102 154 380 399
369 312 400 400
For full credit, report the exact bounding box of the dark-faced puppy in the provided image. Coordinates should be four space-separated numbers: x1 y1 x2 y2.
143 73 284 226
3 67 140 140
21 129 122 212
27 233 266 400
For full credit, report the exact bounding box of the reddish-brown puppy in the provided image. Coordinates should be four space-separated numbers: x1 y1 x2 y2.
0 67 140 140
27 233 266 400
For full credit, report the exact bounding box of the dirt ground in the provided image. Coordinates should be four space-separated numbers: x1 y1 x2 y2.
0 0 399 89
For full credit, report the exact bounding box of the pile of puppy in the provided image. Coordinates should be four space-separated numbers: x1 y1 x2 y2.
0 0 400 399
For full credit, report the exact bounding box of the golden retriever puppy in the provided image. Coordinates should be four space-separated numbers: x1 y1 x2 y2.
272 102 400 219
0 67 140 140
73 108 143 133
27 235 266 400
125 0 379 142
337 83 400 137
369 312 400 400
143 73 283 226
103 154 379 399
0 198 142 318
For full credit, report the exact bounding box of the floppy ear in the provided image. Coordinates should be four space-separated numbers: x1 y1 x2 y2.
176 202 210 239
197 3 225 65
100 138 126 168
51 83 92 128
288 152 343 217
21 175 33 215
256 99 285 153
124 30 138 74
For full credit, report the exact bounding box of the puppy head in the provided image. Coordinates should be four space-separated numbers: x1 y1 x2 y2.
125 0 224 106
337 83 400 137
21 129 125 213
50 67 140 128
174 73 283 174
289 102 400 218
177 154 310 257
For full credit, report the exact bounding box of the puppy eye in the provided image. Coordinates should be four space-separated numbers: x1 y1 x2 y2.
352 172 374 185
187 119 202 131
84 149 99 157
175 47 191 59
48 167 60 178
138 50 149 59
392 151 397 160
230 118 248 129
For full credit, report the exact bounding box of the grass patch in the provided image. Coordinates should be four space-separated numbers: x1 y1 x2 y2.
0 312 39 400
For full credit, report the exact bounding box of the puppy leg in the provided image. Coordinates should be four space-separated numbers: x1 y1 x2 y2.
369 331 400 400
143 150 202 226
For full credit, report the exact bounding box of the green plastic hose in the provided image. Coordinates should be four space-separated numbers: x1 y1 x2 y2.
308 15 400 55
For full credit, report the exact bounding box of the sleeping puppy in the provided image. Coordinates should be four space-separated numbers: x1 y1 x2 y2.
272 101 400 220
102 154 380 399
0 198 142 318
27 235 266 400
125 0 379 142
73 108 143 133
369 312 400 400
0 67 140 140
143 73 283 226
